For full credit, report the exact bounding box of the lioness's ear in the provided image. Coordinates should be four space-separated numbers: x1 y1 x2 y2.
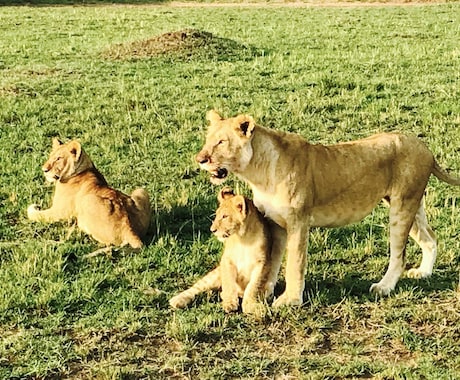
67 141 82 161
235 115 255 138
233 195 247 217
218 186 235 204
52 138 62 150
206 110 222 124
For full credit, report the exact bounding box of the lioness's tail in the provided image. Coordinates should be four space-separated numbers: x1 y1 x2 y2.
131 188 151 236
433 161 460 186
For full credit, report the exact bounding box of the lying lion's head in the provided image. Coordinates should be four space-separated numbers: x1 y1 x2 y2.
196 110 255 185
210 187 249 241
42 138 93 183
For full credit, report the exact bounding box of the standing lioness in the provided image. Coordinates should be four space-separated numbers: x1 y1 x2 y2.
196 110 460 307
28 138 151 254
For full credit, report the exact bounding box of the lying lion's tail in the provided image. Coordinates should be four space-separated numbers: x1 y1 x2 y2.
130 188 151 236
433 161 460 186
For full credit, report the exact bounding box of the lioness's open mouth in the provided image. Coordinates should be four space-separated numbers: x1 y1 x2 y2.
210 168 228 184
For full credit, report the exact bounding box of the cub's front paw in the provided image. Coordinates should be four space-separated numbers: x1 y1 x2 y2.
272 292 302 308
27 204 41 220
169 294 192 309
222 298 239 313
242 300 266 317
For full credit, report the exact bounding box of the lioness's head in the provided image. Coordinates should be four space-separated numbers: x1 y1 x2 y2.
196 110 255 185
210 187 250 241
42 138 93 183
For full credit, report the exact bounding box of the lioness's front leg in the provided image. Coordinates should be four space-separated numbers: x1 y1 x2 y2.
265 223 286 299
27 203 70 223
273 222 310 308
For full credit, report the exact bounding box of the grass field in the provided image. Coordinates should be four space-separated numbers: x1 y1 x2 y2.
1 2 460 379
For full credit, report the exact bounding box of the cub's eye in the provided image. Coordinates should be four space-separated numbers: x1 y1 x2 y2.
222 214 228 219
217 139 227 145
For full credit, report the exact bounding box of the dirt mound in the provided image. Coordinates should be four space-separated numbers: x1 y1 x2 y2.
102 29 262 61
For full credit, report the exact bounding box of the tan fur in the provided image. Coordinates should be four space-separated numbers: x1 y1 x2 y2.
169 187 273 315
196 110 460 306
28 138 151 252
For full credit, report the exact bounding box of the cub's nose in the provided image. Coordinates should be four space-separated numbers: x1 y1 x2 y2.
42 167 50 173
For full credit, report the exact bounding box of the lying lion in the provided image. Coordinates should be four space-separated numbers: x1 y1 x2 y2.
196 110 460 307
169 187 273 315
28 138 151 256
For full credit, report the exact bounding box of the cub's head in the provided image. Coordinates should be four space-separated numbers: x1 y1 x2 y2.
210 187 250 242
42 138 93 183
196 110 255 185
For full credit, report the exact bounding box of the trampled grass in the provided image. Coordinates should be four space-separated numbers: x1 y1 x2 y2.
1 2 459 379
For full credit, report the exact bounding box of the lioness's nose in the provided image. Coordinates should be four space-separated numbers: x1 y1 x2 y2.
196 151 209 164
210 225 216 233
42 167 49 173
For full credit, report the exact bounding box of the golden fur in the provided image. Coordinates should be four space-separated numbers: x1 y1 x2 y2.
196 110 460 306
169 187 273 314
28 138 151 252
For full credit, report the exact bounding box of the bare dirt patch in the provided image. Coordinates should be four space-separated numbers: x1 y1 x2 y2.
102 28 262 61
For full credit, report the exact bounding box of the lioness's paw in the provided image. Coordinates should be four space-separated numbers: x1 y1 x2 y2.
169 294 191 309
406 268 431 279
369 282 393 297
272 293 302 308
27 204 41 220
222 299 239 313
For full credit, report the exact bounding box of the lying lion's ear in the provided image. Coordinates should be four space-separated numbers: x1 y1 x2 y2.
67 140 82 161
235 115 255 138
206 110 222 124
233 195 247 217
218 186 235 203
52 138 62 150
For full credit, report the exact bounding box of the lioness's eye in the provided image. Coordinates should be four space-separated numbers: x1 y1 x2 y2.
222 215 228 219
217 139 226 145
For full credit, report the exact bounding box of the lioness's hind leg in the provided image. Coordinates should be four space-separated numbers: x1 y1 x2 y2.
407 201 437 279
370 197 421 296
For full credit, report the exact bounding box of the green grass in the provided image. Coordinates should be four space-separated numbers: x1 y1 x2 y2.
1 2 460 379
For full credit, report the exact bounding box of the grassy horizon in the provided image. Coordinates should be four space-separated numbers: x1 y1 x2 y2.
1 2 460 378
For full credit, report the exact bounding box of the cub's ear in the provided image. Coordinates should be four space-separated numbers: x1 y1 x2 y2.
52 137 62 150
217 186 235 204
233 195 247 217
206 110 222 124
67 140 82 161
234 115 255 138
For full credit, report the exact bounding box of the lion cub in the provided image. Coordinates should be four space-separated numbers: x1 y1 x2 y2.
169 187 273 314
27 138 151 255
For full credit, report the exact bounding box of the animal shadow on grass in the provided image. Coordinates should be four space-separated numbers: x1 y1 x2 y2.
273 223 459 308
149 202 216 245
